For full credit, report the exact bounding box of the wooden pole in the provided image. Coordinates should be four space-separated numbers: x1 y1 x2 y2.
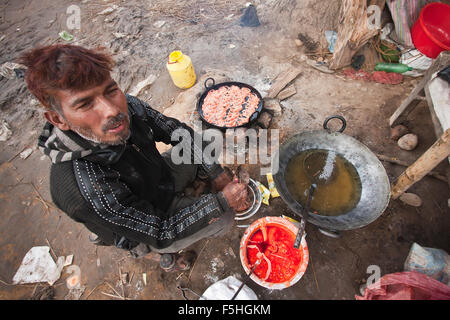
389 51 450 127
391 129 450 199
376 153 448 182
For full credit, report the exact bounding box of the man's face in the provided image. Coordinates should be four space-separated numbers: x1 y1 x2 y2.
51 76 130 145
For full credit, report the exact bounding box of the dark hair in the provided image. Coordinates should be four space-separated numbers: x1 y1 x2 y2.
19 44 115 111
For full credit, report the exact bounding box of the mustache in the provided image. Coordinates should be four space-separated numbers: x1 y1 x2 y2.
102 113 128 132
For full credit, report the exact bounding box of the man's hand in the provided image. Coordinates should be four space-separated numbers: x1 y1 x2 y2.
212 171 232 192
221 181 249 212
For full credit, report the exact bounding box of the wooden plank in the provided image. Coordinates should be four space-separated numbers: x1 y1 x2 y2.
376 153 447 182
266 68 302 99
277 84 297 100
391 128 450 199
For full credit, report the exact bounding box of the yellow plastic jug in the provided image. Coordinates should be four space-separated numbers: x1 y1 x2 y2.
166 51 196 89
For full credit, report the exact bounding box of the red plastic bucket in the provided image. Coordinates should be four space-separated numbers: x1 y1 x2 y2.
411 2 450 59
239 216 309 290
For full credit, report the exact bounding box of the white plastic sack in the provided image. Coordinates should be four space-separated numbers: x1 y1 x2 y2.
404 243 450 286
428 75 450 132
401 49 433 76
200 276 258 300
12 246 65 285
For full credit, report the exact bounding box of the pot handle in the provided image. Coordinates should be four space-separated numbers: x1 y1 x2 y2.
204 77 215 89
323 115 346 133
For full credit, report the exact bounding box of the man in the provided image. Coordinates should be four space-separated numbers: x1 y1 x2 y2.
20 44 248 271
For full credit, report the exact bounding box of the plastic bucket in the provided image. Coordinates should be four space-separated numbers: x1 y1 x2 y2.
239 216 309 290
411 2 450 59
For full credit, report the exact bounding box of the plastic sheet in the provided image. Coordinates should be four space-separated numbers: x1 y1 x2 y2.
12 246 65 286
355 271 450 300
239 5 260 27
200 276 258 300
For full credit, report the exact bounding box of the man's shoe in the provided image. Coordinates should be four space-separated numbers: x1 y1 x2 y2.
88 233 110 246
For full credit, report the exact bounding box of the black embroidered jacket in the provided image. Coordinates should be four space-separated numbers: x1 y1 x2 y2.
40 95 229 250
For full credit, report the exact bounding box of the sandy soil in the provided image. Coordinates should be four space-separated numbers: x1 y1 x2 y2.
0 0 449 300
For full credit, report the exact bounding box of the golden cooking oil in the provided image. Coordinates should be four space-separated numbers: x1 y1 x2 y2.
285 149 362 216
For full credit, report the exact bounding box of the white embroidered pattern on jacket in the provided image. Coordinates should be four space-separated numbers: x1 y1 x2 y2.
75 159 222 240
94 162 219 230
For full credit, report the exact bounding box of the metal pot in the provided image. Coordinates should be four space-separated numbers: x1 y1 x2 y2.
272 116 391 233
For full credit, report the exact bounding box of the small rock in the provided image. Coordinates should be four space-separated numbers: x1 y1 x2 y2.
398 133 418 151
229 44 236 49
295 39 303 47
399 193 422 207
20 148 33 159
98 5 117 15
263 98 282 116
113 32 126 39
390 125 409 141
257 111 273 129
153 20 166 28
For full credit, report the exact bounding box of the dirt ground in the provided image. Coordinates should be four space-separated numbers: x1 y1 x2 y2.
1 0 449 300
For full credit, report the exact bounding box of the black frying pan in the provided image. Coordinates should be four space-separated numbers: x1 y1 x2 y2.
196 77 264 130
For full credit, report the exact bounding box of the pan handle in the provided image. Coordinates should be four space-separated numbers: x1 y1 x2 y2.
249 110 260 122
323 115 346 133
204 77 215 89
